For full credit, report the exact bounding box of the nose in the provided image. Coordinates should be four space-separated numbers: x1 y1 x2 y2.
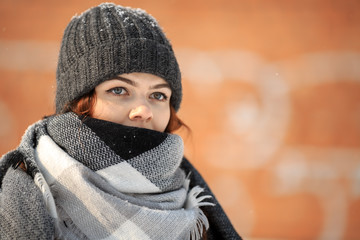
129 104 153 122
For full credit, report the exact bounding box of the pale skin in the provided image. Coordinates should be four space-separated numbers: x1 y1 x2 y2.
92 72 172 132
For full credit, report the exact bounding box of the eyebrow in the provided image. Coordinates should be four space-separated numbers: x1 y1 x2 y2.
113 76 171 90
150 83 171 90
113 76 138 87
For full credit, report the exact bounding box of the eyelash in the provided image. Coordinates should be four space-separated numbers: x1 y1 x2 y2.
150 92 168 101
107 87 128 95
106 87 168 101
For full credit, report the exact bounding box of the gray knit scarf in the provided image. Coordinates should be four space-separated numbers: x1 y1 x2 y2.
22 112 213 239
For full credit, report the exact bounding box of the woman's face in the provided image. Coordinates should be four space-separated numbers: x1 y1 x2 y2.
92 72 172 132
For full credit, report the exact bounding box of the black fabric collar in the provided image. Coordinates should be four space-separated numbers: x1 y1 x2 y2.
80 116 168 160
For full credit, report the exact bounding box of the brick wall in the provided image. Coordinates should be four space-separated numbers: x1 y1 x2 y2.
1 0 360 239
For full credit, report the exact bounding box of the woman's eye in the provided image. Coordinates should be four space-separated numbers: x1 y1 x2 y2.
150 92 167 101
108 87 127 95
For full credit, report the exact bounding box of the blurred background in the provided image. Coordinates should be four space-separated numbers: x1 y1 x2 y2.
1 0 360 239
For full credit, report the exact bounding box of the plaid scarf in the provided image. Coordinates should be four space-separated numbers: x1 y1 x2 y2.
30 112 213 239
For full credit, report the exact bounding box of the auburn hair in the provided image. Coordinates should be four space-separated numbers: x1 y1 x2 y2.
62 90 189 133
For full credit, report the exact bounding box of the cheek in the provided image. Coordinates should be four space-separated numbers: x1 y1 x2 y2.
91 99 104 118
155 107 171 132
92 99 128 123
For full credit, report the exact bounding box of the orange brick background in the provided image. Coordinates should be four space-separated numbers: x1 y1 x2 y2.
1 0 360 239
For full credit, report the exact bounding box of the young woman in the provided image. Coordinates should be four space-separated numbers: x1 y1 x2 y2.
0 3 241 240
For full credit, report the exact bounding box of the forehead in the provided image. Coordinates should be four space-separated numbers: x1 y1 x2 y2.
96 72 171 90
118 72 168 85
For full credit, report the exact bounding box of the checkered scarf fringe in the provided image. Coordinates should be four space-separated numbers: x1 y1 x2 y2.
19 112 214 239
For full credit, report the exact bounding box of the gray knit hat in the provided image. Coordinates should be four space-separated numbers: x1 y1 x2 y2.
56 3 182 113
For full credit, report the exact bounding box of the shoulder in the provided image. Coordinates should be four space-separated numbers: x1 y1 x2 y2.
0 151 55 239
180 157 210 189
181 157 242 240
